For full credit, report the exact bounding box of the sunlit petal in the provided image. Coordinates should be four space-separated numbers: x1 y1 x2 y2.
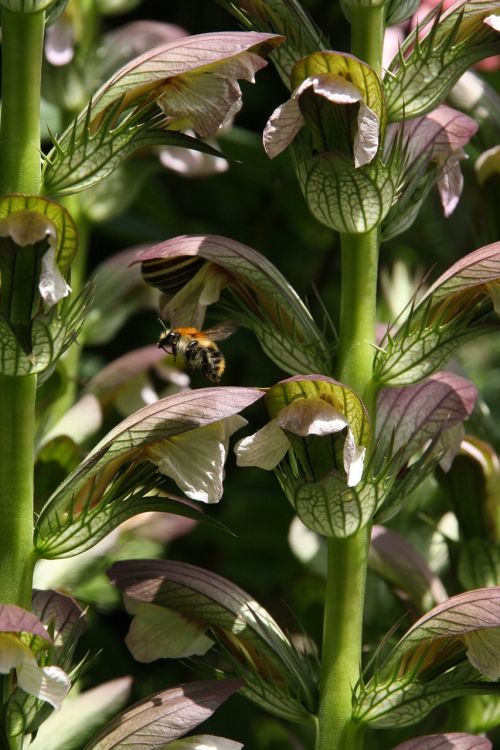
16 663 71 709
263 97 304 159
276 398 349 436
463 626 500 679
343 428 366 487
0 633 36 673
147 419 245 503
235 420 290 469
124 600 213 662
39 244 71 306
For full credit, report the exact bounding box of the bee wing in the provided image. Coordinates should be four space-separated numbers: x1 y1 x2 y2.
201 322 238 342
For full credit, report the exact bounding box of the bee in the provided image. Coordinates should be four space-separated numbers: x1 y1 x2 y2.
157 322 237 383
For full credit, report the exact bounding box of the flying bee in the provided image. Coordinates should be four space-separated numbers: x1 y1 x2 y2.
157 321 238 383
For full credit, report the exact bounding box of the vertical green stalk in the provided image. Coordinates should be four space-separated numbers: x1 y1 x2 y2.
0 10 44 195
317 5 385 749
0 9 45 607
0 375 37 606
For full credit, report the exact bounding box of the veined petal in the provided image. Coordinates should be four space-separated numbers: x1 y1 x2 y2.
39 244 71 306
160 52 267 138
235 420 290 469
16 662 71 709
343 428 366 487
146 418 245 503
124 600 213 662
438 155 465 217
275 398 349 436
0 633 36 673
355 101 380 167
463 627 500 679
263 97 304 159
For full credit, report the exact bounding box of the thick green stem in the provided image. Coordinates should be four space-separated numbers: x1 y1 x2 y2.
0 375 37 606
317 3 385 745
350 4 386 77
0 10 45 608
317 529 370 750
337 230 380 410
0 10 45 195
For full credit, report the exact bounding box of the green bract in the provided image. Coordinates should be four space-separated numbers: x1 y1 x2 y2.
374 242 500 386
385 0 500 121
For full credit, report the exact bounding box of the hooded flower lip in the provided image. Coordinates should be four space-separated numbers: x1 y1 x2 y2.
235 395 366 487
263 72 380 166
145 414 248 503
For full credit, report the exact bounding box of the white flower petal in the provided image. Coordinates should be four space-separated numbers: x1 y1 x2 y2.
463 627 500 679
235 420 289 469
438 156 464 217
276 398 348 436
0 633 36 673
45 17 75 66
343 428 365 487
39 245 71 306
484 14 500 30
263 96 304 159
170 736 244 750
147 418 245 504
354 101 380 167
124 601 213 662
17 663 71 709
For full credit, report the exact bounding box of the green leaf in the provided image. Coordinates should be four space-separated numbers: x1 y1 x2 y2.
43 125 225 196
374 242 500 386
385 0 500 121
356 664 500 728
0 0 58 11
